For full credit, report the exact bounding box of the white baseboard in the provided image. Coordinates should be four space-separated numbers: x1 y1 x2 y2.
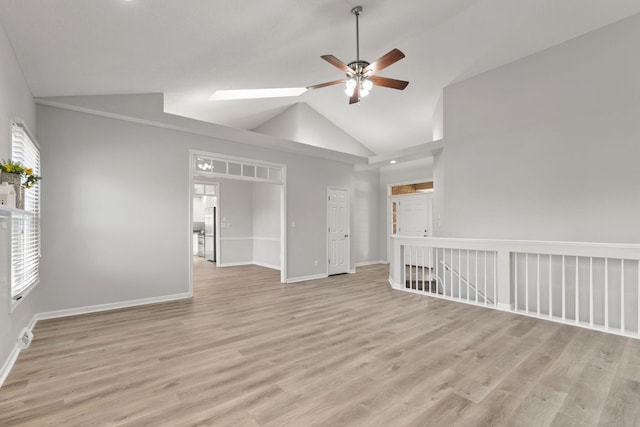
1 292 191 388
0 314 38 388
287 273 328 284
216 261 253 268
496 303 513 312
355 260 388 267
253 261 281 271
36 292 192 321
0 343 21 388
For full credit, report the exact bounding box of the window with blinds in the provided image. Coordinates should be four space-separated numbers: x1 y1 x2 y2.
10 122 41 300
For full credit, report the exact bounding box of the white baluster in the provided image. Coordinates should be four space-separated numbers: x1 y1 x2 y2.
562 256 566 321
515 253 519 311
450 248 454 298
525 253 529 313
621 259 625 333
575 256 579 324
537 254 541 316
466 250 470 302
605 258 609 330
589 257 593 327
475 250 479 304
549 254 553 318
493 253 497 307
458 249 462 299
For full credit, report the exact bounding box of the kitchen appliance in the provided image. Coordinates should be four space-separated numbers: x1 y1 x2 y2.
204 206 216 262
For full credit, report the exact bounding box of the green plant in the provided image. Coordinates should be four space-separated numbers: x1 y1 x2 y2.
0 159 42 189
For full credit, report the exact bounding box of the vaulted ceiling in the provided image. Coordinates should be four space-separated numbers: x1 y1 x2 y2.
1 0 639 157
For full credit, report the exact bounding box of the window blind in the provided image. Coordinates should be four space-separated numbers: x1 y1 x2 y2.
10 122 41 299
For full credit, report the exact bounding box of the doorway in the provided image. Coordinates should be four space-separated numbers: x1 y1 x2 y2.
327 187 350 275
387 180 434 262
188 151 287 295
393 193 433 237
192 183 218 263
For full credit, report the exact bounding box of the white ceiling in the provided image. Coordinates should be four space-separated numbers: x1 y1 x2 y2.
1 0 639 156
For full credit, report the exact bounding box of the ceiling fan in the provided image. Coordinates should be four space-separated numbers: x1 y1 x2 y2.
209 5 408 103
307 5 409 104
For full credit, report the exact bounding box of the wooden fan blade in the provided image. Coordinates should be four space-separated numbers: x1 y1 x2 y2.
362 48 405 75
307 79 348 90
369 76 409 90
321 55 354 75
349 83 360 104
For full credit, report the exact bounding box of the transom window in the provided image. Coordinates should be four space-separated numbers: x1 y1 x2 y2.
193 153 284 184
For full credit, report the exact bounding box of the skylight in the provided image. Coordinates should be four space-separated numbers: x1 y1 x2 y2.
209 88 308 101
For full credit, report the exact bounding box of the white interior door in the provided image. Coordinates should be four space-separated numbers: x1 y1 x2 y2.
397 193 432 237
327 188 350 275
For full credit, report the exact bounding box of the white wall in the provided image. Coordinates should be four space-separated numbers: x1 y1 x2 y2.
253 103 374 157
438 13 640 243
253 182 281 270
0 22 37 377
35 97 359 313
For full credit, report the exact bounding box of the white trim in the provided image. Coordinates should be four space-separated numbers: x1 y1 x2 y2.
280 180 287 284
253 237 281 242
36 293 192 321
253 261 281 271
219 237 253 241
187 152 195 303
367 140 444 166
188 150 288 285
9 279 39 313
0 343 21 388
496 303 513 311
191 150 287 171
217 261 253 268
355 260 387 267
0 315 37 388
287 273 328 284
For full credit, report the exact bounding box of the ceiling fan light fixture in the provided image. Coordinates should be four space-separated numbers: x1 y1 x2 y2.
345 77 373 98
345 78 357 96
360 78 373 97
308 5 408 104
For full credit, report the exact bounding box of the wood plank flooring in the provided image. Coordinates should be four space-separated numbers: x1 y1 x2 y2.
2 258 640 426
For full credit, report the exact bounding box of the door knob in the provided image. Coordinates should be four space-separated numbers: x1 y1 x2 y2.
345 234 349 238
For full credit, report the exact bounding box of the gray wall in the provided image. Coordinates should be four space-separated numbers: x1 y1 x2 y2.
353 169 380 265
218 178 253 266
253 182 281 269
0 22 38 374
35 100 359 313
437 14 640 243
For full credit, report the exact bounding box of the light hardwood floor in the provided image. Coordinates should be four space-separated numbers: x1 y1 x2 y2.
2 259 640 426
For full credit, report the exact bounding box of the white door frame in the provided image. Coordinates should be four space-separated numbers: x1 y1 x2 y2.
327 186 351 275
386 178 433 263
188 150 288 299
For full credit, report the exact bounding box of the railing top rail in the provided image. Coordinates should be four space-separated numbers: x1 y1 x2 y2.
392 236 640 259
